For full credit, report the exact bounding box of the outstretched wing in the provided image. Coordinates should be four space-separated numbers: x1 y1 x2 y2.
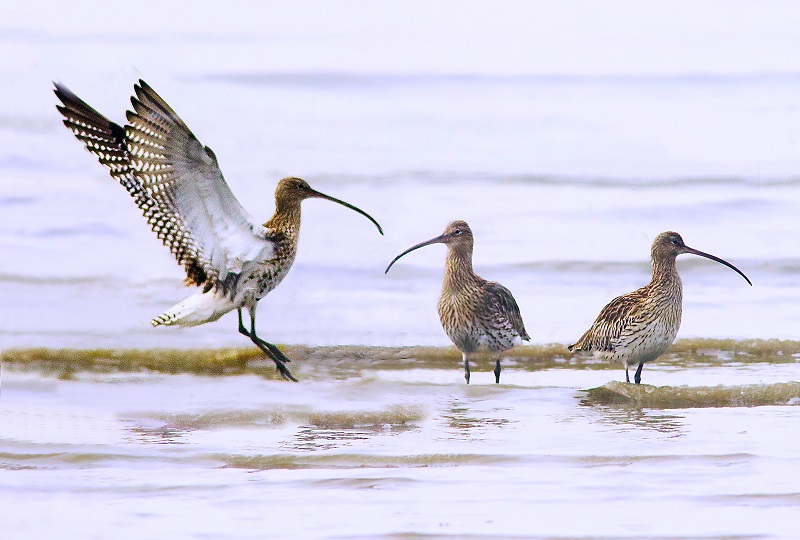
568 287 647 353
480 281 530 341
55 80 274 291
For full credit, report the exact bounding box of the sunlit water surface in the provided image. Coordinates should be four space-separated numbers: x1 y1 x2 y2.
2 357 800 539
4 1 800 538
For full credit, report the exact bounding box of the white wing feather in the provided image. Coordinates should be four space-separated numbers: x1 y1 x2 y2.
55 80 275 290
126 81 275 285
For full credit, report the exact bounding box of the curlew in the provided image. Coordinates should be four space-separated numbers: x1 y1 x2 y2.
385 220 529 383
54 80 383 381
569 231 751 384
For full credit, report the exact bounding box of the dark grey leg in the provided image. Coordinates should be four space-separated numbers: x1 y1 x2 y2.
463 352 470 384
237 310 292 364
237 308 297 382
493 358 501 384
634 362 644 385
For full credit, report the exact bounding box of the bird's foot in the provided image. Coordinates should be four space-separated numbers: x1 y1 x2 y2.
238 310 296 381
261 339 292 364
239 327 292 364
274 359 298 383
249 337 298 382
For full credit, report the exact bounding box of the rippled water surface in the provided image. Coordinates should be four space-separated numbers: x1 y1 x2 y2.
2 347 800 539
5 1 800 538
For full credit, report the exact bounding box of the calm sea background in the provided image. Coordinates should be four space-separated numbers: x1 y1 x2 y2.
2 2 800 539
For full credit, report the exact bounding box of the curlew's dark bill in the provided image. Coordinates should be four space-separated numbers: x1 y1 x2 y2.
310 189 384 235
384 234 448 274
685 246 752 286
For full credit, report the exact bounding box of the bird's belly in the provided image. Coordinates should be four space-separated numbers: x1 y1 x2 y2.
438 293 518 354
442 320 516 354
444 325 480 354
613 318 679 364
478 328 517 352
231 259 294 306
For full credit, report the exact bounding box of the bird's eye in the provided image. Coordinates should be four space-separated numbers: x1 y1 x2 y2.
671 239 679 245
453 229 462 235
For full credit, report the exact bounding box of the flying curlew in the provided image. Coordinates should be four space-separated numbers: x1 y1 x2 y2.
54 80 383 381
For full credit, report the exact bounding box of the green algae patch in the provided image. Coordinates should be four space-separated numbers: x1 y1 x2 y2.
584 380 800 408
1 347 275 378
282 342 603 376
306 405 425 430
667 338 800 365
4 338 800 378
216 452 523 471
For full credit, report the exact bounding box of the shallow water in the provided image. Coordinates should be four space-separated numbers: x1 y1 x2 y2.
3 348 800 539
5 1 800 538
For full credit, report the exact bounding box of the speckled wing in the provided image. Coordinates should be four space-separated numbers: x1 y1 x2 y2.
568 288 647 353
55 82 207 285
55 80 274 291
480 281 530 341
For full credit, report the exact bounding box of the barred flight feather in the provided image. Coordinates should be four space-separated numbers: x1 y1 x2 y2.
54 80 275 291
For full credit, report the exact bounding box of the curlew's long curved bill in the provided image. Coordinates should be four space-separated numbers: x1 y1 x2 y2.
385 234 448 274
310 189 384 235
685 246 752 286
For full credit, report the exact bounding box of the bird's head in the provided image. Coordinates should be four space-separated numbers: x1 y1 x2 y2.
273 177 383 234
651 231 688 260
651 231 751 285
275 177 320 204
385 220 474 274
439 220 474 248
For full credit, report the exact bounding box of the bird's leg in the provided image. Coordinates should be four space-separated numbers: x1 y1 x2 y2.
238 310 270 350
250 311 297 381
237 308 298 382
237 308 248 335
625 362 631 383
463 352 471 384
493 354 502 384
237 309 292 364
634 362 644 385
237 308 272 351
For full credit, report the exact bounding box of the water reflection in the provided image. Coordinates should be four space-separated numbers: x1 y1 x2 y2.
441 399 514 439
288 426 374 451
583 405 685 436
126 425 191 445
284 406 424 452
286 423 415 452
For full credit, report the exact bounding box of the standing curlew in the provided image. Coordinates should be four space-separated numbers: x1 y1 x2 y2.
569 231 751 384
54 80 383 381
385 220 529 383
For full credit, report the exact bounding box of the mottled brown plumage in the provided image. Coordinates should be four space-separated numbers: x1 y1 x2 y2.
55 80 383 382
386 220 530 383
569 231 751 384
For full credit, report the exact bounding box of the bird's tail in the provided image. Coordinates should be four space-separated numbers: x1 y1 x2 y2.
151 290 235 328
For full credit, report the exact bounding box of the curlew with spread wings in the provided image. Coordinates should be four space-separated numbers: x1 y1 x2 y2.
55 80 383 381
